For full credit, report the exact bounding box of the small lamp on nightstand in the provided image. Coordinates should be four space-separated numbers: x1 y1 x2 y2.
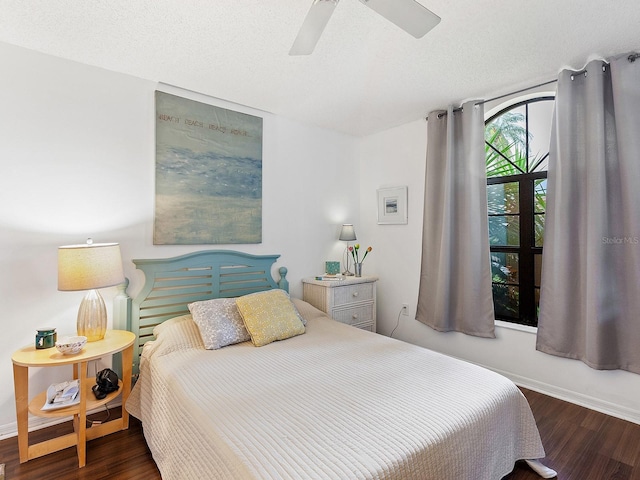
339 224 357 276
58 239 125 342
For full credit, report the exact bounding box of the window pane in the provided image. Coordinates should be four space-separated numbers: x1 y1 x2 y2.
534 179 546 247
485 106 527 177
535 287 541 321
492 284 519 318
528 101 554 172
487 182 519 215
489 215 520 246
531 155 549 172
534 179 546 213
535 213 545 247
491 252 519 284
486 145 520 178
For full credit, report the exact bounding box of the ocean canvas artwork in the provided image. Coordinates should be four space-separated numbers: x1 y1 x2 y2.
154 91 263 244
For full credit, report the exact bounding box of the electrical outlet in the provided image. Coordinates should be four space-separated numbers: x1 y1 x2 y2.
401 303 409 315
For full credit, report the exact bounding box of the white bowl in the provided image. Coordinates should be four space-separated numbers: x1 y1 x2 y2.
55 336 87 355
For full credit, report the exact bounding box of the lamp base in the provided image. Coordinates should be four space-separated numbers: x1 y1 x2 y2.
342 271 355 276
77 289 107 342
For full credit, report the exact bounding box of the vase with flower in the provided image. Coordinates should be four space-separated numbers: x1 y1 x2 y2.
349 244 372 277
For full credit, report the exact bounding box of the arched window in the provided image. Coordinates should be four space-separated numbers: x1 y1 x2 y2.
485 96 554 326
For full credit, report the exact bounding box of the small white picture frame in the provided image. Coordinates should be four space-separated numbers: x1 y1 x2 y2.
377 186 408 225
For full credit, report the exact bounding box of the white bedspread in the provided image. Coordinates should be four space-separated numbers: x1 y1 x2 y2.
127 300 546 480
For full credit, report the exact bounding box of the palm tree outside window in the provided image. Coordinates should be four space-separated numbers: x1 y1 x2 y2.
485 96 554 327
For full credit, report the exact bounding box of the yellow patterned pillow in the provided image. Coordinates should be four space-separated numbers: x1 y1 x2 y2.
235 289 306 347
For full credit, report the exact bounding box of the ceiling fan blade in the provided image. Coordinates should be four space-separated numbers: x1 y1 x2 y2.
358 0 440 38
289 0 339 56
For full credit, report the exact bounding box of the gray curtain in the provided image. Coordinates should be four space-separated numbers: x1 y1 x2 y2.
537 54 640 373
416 101 496 338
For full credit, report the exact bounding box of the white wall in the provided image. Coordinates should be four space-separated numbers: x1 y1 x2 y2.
3 39 638 442
0 42 359 436
357 114 640 425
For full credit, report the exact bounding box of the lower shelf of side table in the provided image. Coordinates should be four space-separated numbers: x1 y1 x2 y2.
28 377 123 418
24 377 127 464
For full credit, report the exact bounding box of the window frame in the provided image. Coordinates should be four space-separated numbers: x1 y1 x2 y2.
485 96 554 327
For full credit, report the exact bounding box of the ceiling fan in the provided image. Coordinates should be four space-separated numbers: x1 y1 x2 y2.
289 0 441 55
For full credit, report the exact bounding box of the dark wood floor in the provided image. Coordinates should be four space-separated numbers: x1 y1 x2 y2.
1 389 639 479
504 389 640 480
0 407 161 480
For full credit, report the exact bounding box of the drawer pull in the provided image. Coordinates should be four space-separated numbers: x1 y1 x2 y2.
352 314 359 319
352 292 359 297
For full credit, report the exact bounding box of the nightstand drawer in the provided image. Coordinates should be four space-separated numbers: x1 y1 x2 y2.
332 304 374 326
333 283 374 307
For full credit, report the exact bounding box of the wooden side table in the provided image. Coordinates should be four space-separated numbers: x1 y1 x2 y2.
302 276 378 332
11 330 135 468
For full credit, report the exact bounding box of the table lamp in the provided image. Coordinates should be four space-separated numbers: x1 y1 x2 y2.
339 224 357 276
58 239 125 342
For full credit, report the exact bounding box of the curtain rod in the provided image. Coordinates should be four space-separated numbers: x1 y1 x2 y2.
426 52 639 120
426 78 558 120
478 78 558 107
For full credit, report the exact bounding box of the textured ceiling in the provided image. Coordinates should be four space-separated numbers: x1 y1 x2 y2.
2 0 640 136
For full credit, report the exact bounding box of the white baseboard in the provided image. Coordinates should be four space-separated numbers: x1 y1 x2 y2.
0 401 123 440
0 416 62 440
433 347 640 426
491 367 640 425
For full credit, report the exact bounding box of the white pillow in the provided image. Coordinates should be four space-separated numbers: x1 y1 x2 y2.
188 298 250 350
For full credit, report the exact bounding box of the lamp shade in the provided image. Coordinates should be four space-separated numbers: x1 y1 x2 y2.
58 242 125 291
339 224 357 241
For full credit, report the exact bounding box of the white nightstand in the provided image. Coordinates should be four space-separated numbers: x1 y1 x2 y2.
302 276 378 332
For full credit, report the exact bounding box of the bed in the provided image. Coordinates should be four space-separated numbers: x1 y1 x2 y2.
119 250 555 480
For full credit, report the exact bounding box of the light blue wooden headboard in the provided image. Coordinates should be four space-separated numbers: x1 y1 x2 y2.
113 250 289 375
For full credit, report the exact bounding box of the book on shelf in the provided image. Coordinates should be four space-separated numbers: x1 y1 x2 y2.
42 379 80 411
315 274 344 281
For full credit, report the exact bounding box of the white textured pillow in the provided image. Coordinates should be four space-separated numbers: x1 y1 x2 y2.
188 298 251 350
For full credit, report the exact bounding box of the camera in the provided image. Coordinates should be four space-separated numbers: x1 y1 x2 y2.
92 368 120 400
